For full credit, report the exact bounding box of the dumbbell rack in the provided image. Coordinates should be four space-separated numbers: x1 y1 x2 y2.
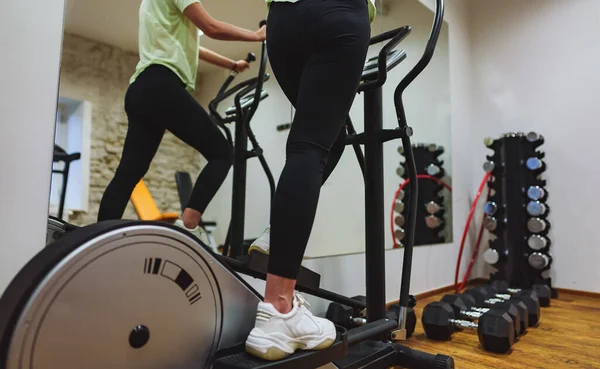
395 144 447 247
482 132 556 297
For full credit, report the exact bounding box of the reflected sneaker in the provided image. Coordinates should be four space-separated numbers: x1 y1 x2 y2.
174 220 210 246
248 225 270 254
245 294 336 361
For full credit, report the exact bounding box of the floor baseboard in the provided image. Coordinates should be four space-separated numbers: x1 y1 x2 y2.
386 278 487 308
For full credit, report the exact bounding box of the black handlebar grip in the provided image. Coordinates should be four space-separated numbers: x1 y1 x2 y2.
246 53 256 63
259 20 267 27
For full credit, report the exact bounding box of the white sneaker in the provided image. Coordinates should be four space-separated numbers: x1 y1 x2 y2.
245 294 336 361
174 220 211 248
248 225 270 255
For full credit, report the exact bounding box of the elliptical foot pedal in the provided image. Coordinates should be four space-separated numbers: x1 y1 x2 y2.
212 327 348 369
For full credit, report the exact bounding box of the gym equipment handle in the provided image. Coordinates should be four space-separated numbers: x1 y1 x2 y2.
396 0 445 320
359 26 411 91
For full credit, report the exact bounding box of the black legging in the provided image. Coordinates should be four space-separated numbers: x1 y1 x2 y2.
97 65 232 221
266 0 371 279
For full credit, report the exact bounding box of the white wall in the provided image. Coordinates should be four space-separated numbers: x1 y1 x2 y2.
0 0 66 293
468 0 600 293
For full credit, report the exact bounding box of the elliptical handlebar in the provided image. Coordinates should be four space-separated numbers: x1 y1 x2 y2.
395 0 445 331
241 22 269 128
359 26 411 92
209 21 268 123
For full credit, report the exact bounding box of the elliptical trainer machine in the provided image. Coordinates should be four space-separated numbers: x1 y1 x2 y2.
0 3 454 368
207 42 276 257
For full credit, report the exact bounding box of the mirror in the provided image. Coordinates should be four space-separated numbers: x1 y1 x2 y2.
48 0 450 259
49 0 268 233
304 0 452 258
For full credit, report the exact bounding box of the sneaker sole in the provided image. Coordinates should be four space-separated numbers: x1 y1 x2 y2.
247 245 269 255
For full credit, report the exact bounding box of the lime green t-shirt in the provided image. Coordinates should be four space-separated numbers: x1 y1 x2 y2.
130 0 201 92
267 0 376 23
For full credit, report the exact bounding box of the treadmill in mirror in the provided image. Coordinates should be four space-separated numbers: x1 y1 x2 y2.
527 218 547 233
528 235 548 251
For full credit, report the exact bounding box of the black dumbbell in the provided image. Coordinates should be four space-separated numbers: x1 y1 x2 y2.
464 285 541 327
422 301 515 354
441 294 526 337
490 280 551 307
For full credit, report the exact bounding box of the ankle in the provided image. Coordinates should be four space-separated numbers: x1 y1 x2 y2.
182 219 198 229
265 297 293 314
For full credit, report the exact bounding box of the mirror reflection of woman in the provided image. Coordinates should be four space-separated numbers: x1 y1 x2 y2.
97 0 266 238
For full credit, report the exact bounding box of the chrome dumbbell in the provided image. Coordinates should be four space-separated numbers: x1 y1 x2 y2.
484 201 499 216
483 216 503 232
528 252 552 270
526 185 546 201
425 215 443 229
394 201 405 213
525 157 546 173
528 235 549 251
395 214 405 228
483 248 502 266
483 161 497 173
527 218 548 233
425 201 444 214
526 201 548 217
426 163 442 176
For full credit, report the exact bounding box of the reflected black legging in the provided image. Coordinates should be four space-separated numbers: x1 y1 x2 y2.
267 0 371 279
97 65 232 221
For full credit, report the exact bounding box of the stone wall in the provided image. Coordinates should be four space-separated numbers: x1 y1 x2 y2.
59 33 204 225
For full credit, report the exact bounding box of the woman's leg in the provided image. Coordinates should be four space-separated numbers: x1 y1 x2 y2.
161 90 233 229
266 7 370 314
245 0 370 361
97 90 164 221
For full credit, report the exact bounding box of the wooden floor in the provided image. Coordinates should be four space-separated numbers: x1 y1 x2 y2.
399 290 600 369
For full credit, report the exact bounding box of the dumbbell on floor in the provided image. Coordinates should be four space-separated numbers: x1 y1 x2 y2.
490 280 551 307
464 285 541 326
422 301 515 354
441 294 527 337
